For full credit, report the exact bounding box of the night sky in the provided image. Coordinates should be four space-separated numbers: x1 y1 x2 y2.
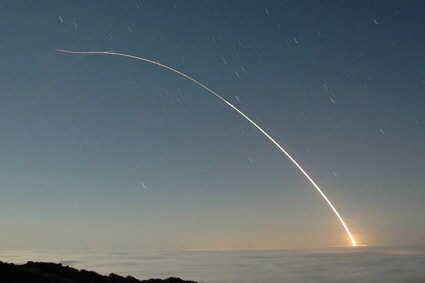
0 1 424 250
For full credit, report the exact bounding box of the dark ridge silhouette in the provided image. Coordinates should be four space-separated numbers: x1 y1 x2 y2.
0 261 199 283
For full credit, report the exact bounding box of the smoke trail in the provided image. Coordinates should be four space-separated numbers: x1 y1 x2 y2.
57 49 357 247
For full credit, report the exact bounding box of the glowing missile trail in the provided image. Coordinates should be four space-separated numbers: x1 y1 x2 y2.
56 49 357 247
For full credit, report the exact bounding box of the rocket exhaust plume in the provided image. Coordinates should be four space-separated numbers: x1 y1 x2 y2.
56 49 357 247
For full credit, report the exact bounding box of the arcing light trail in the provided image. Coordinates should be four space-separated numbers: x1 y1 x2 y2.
57 49 357 247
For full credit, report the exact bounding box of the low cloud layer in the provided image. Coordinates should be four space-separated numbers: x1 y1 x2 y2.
1 246 424 283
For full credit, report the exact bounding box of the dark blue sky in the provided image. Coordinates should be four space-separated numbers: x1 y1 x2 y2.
0 0 424 249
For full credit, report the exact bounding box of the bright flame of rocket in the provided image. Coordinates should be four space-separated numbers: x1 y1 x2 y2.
57 49 357 247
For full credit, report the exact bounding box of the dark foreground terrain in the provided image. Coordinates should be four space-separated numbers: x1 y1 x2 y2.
0 261 198 283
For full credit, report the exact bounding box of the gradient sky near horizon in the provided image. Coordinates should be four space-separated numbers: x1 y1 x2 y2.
0 0 424 250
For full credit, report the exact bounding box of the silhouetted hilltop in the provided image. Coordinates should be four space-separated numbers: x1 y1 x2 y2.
0 261 199 283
